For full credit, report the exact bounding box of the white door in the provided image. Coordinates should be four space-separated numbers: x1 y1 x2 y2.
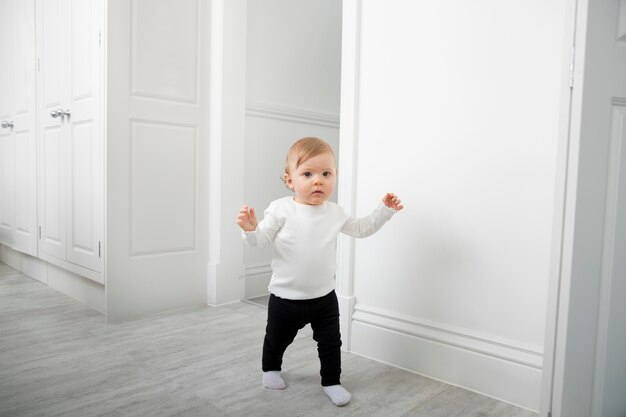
37 0 66 260
106 0 209 320
0 0 37 256
542 1 626 416
65 0 102 272
12 0 37 256
0 0 15 246
37 0 102 272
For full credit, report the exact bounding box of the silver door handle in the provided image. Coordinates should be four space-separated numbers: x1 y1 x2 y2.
50 109 71 119
1 120 14 129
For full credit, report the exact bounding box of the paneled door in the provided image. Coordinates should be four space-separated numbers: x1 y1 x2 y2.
0 0 37 257
106 0 208 320
38 0 67 260
12 0 38 256
0 0 15 246
64 0 102 272
37 0 102 273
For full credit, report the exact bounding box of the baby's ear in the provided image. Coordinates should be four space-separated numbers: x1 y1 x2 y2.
283 173 294 190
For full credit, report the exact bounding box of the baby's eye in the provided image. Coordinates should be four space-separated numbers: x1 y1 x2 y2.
323 171 332 177
303 172 312 177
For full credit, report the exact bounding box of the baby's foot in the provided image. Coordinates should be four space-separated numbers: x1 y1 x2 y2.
323 384 351 406
262 371 286 390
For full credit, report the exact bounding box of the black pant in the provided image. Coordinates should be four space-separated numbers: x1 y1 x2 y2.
262 290 342 386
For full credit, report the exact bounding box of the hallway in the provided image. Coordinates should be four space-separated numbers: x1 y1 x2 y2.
0 263 536 416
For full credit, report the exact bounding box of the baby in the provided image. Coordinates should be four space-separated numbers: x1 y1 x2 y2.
237 137 403 406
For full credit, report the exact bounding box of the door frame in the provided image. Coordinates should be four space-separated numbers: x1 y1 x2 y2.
540 0 626 415
538 0 579 414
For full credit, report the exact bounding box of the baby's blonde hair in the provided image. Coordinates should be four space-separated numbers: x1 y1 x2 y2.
283 137 336 183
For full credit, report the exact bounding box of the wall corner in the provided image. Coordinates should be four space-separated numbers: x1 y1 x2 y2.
207 0 247 306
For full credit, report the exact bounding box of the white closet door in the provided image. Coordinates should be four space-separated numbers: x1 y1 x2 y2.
65 0 102 272
12 0 37 256
0 0 14 245
37 0 66 259
107 0 209 320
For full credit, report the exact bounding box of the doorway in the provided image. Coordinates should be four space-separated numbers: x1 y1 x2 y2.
235 1 612 414
242 0 343 303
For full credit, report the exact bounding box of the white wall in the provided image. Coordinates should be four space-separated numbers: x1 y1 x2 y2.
342 0 567 410
243 0 342 298
246 0 341 115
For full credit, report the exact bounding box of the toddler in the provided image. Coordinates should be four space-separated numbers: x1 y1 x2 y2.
237 137 403 406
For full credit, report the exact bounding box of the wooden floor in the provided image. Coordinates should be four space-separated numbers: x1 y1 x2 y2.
0 263 537 417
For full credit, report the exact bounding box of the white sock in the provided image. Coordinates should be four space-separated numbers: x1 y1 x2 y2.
262 371 286 390
323 385 351 406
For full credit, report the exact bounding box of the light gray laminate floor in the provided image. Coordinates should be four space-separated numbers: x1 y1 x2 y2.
0 263 537 417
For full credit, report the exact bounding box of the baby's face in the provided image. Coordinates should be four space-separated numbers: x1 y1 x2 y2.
286 152 336 205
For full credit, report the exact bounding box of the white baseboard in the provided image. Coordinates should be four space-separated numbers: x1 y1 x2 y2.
47 263 105 314
0 244 105 314
241 263 272 299
337 293 356 351
350 304 542 411
0 244 23 271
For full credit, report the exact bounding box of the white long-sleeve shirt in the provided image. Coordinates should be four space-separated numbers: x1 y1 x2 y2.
242 196 396 300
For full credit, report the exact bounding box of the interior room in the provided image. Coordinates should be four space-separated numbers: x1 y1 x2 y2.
1 0 624 416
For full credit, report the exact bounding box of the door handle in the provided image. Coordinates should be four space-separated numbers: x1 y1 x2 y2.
50 109 70 119
1 120 14 129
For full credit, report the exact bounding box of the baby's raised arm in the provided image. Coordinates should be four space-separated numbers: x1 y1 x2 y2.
341 193 403 238
237 205 258 232
383 193 404 211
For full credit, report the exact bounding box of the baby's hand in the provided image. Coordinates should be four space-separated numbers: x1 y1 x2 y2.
383 193 404 211
237 205 258 231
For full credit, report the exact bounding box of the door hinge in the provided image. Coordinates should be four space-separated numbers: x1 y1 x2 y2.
38 226 41 239
569 45 575 88
99 31 101 47
98 241 101 258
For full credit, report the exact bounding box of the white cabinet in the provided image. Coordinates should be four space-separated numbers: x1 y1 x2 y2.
3 0 210 318
36 0 103 277
0 0 38 257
